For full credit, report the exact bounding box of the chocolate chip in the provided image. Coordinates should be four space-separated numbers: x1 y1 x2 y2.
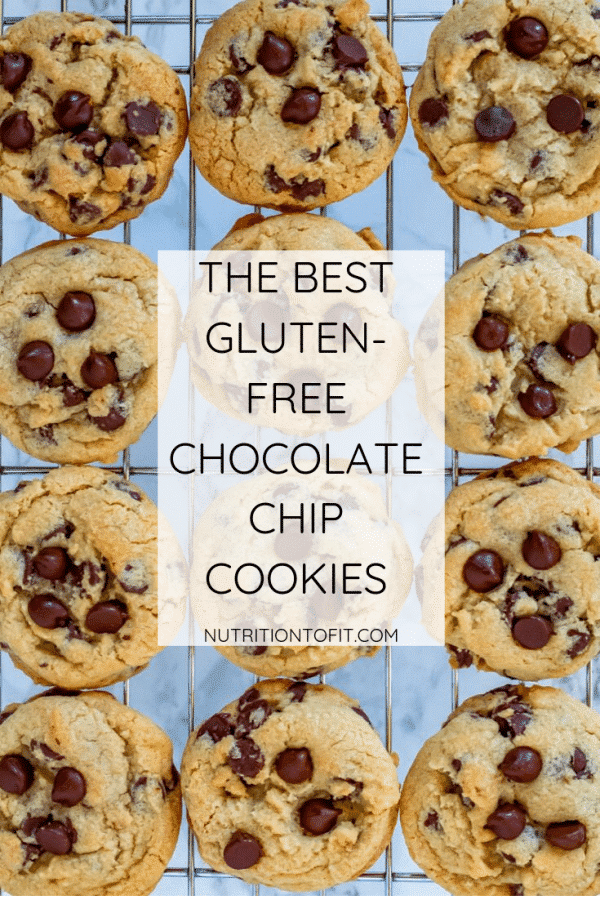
332 33 368 69
68 197 102 224
74 129 104 159
352 706 372 726
223 831 262 869
274 524 312 561
56 291 96 332
140 173 156 195
197 713 234 743
229 45 253 75
125 101 161 135
545 821 586 850
499 747 542 783
51 767 86 806
486 803 526 840
290 177 325 200
28 594 70 629
324 303 362 346
555 597 573 617
299 798 340 835
245 300 287 343
546 95 584 133
491 189 524 215
567 629 591 658
556 322 596 363
17 340 54 382
281 87 321 124
90 409 126 431
463 550 504 592
418 98 448 127
228 737 264 777
378 106 395 139
475 106 516 141
33 547 70 581
249 646 267 655
424 810 441 830
571 748 588 776
112 481 142 501
0 110 34 150
53 91 93 132
257 32 294 74
288 682 307 702
85 600 128 634
31 741 64 761
104 140 136 167
235 699 272 736
530 151 544 170
473 314 509 351
34 820 74 855
80 352 118 389
451 759 462 773
522 531 561 570
518 384 556 418
467 30 491 41
0 755 34 794
207 78 242 117
21 815 47 837
238 688 260 709
1 53 31 93
448 644 473 668
509 885 524 896
275 747 313 783
505 17 548 58
512 615 553 649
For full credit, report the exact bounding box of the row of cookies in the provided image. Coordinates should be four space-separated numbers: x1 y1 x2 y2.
6 0 600 238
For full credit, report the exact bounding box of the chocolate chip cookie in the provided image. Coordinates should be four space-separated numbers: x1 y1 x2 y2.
0 237 179 464
410 0 600 229
216 644 379 678
0 690 181 895
0 466 186 689
445 458 600 681
400 684 600 895
181 679 399 891
0 12 187 235
190 467 413 637
445 232 600 458
189 0 406 209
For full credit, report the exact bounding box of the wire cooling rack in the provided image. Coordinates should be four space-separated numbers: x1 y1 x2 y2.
0 0 599 896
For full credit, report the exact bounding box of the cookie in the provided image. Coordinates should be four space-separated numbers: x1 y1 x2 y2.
445 458 600 681
400 683 600 896
410 0 600 229
0 237 179 465
181 679 399 891
216 644 379 678
0 12 187 236
189 0 406 209
0 466 186 690
0 690 181 896
445 232 600 458
184 222 409 435
212 211 385 251
190 467 413 636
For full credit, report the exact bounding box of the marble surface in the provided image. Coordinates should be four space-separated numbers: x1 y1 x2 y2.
1 1 599 897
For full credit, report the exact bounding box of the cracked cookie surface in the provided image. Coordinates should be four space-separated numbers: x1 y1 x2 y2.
189 0 406 209
181 679 399 891
400 684 600 895
0 690 181 896
0 237 179 464
216 644 379 678
410 0 600 229
0 466 186 689
445 232 600 458
0 12 187 236
445 458 600 681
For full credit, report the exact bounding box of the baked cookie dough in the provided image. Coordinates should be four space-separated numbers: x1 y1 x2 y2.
0 690 181 896
216 644 379 678
0 237 179 464
190 467 412 635
181 679 399 891
189 0 406 209
445 458 600 681
400 683 600 896
445 232 600 458
0 12 187 235
184 218 408 435
212 211 385 251
0 466 186 689
410 0 600 229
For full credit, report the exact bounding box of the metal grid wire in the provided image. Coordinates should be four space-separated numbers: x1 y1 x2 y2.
0 0 597 896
